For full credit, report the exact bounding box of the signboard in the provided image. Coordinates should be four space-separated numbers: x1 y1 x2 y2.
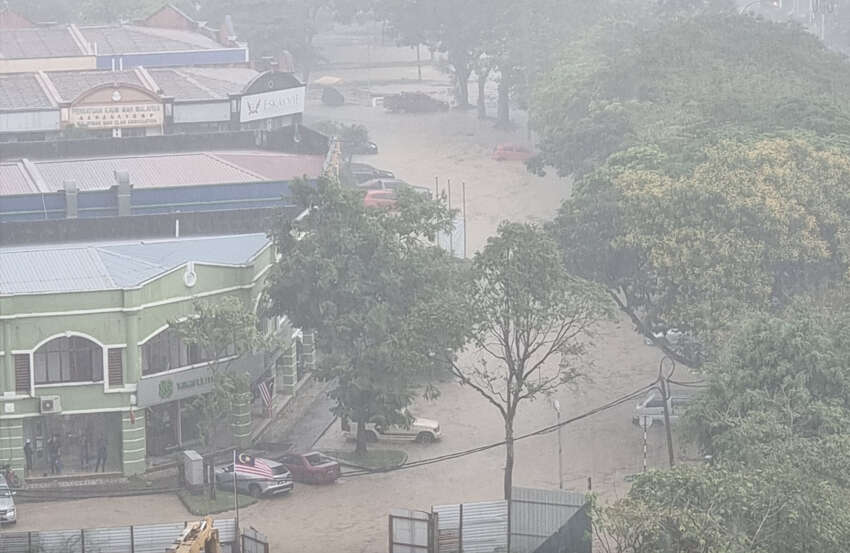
136 353 267 407
239 86 305 123
69 103 163 129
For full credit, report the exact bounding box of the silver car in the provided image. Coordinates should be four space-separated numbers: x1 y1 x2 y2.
0 475 17 525
214 458 294 498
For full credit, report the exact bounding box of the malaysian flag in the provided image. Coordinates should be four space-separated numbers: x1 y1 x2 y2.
235 453 273 479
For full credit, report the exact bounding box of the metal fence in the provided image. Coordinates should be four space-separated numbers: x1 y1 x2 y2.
0 519 237 553
510 488 587 553
433 500 508 553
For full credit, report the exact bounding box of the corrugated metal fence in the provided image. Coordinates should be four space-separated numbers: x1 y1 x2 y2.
0 519 237 553
430 488 588 553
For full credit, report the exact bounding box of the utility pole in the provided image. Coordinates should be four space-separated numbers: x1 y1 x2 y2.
552 400 563 489
659 356 675 467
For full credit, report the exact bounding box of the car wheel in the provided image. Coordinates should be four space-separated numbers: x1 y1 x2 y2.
365 430 378 443
249 484 262 498
416 432 435 444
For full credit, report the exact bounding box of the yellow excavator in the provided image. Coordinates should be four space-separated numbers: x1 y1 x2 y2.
166 517 222 553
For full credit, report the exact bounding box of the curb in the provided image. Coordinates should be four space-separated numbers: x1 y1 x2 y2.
323 450 408 473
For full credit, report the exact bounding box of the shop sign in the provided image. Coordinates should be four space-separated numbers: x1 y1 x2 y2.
239 86 305 123
69 103 163 129
137 364 216 407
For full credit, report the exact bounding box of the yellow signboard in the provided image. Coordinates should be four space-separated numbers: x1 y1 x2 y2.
69 103 163 129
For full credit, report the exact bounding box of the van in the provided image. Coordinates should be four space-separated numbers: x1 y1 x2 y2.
632 390 690 428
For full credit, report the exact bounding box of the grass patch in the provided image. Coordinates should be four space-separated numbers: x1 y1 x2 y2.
325 449 407 470
177 488 258 516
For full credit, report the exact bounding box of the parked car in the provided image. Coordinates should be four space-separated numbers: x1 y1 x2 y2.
342 409 442 443
215 457 294 498
384 92 449 113
632 390 690 428
0 475 16 525
357 178 410 191
349 163 395 184
280 452 341 484
346 140 379 155
363 189 399 208
492 143 534 162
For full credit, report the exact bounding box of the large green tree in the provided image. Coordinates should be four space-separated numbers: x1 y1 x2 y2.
551 136 850 366
267 179 468 454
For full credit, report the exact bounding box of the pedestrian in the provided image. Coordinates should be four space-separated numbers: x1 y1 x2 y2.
80 434 89 471
95 439 107 472
54 445 62 475
23 439 33 474
47 435 56 474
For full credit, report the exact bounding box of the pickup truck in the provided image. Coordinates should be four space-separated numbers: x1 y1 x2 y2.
342 409 441 443
632 390 690 428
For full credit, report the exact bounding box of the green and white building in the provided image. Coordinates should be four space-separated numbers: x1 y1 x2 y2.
0 233 309 476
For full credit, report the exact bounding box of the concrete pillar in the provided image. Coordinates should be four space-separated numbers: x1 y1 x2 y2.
231 392 252 448
2 321 13 394
0 418 24 473
115 170 131 216
302 330 316 372
64 180 78 219
278 342 298 396
121 409 146 476
124 314 140 384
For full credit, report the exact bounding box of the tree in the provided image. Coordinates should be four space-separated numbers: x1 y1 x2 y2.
550 136 850 366
450 222 610 520
172 297 268 451
531 14 850 178
267 178 469 454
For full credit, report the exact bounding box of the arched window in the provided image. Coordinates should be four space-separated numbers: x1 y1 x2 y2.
33 336 103 385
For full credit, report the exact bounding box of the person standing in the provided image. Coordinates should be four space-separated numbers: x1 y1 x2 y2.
80 434 89 471
23 439 33 474
47 435 56 474
95 439 107 472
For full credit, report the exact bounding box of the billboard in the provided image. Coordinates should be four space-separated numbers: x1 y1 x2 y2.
239 86 306 123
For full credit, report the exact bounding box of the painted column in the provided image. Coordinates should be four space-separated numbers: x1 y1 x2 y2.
0 418 24 473
121 409 146 475
231 392 252 448
2 321 14 393
124 314 141 384
278 343 297 396
302 330 316 372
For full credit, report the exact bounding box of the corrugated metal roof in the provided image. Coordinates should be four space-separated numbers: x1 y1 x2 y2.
80 25 222 54
0 73 52 110
148 68 221 100
46 70 143 103
32 153 265 192
213 152 326 181
0 233 270 295
0 163 37 195
0 27 81 59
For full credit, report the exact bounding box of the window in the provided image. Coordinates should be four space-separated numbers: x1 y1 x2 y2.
141 327 236 376
33 336 103 385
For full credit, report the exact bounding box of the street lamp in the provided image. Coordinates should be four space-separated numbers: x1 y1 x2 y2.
552 399 563 490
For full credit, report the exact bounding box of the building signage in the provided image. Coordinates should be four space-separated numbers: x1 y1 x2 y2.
69 103 163 128
136 353 267 407
239 86 305 123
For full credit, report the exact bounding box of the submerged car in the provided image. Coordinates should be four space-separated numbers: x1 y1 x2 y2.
349 162 395 184
215 457 294 497
342 409 442 443
280 452 341 484
0 475 16 525
632 390 690 428
492 143 534 162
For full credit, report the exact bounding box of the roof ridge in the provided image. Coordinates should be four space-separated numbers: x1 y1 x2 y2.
88 247 117 288
171 68 224 99
96 247 167 270
203 152 269 181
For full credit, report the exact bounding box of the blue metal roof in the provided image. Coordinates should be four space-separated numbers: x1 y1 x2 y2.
0 233 270 295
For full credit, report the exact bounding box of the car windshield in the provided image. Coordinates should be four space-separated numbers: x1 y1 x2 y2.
0 487 11 497
271 464 290 476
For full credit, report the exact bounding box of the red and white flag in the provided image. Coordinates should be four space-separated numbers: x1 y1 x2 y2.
259 380 272 407
235 453 273 479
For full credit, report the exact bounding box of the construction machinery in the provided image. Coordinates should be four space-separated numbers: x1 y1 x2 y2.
166 517 221 553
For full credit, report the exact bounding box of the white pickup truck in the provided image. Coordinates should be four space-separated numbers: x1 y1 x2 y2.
632 390 690 428
342 409 442 443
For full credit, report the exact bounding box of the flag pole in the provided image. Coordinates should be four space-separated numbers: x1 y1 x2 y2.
233 449 240 528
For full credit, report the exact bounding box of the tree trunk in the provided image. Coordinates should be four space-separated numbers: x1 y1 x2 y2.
504 417 514 552
477 69 489 119
497 76 511 127
355 413 368 455
416 44 422 81
455 66 471 109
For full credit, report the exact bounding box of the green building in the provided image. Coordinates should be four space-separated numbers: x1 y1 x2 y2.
0 233 309 476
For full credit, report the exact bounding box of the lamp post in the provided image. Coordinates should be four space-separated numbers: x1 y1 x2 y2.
552 399 563 490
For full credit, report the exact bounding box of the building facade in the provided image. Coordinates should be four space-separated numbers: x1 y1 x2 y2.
0 234 308 476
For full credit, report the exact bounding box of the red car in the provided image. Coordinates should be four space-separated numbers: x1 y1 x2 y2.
280 452 341 484
492 143 534 162
363 188 398 208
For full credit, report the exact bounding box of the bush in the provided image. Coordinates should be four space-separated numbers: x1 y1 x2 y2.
384 92 449 113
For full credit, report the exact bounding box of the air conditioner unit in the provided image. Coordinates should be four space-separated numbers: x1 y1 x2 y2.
39 396 61 414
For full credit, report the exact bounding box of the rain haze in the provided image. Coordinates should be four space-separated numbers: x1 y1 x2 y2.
0 0 848 551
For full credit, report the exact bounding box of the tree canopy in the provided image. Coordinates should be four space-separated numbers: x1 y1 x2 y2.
267 178 469 453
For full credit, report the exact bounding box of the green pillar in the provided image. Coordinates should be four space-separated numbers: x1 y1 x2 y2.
121 409 146 475
278 343 297 396
231 392 252 448
124 314 140 384
0 418 24 473
2 321 14 393
302 330 316 372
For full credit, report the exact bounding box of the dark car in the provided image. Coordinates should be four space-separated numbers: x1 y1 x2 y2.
349 163 395 184
280 452 341 484
356 178 410 191
345 141 378 155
